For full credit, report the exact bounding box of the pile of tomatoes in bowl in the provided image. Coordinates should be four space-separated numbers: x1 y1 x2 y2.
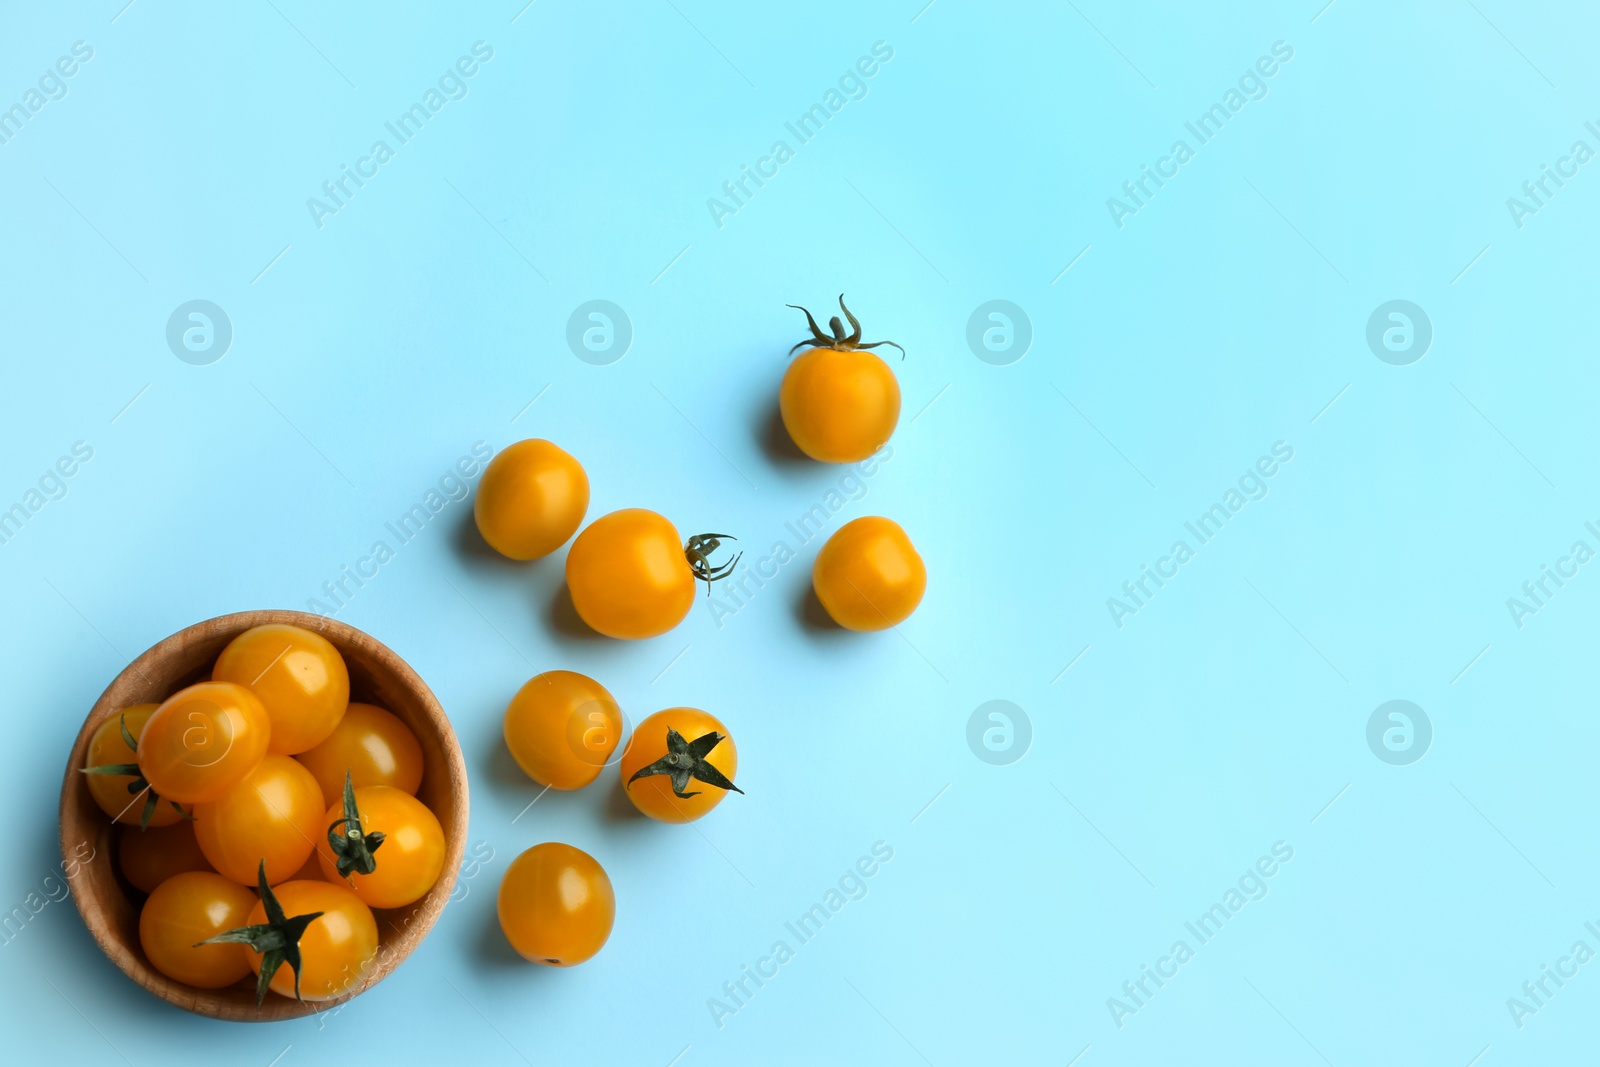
81 623 448 1004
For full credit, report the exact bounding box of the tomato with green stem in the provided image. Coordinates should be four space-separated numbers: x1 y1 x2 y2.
565 509 740 639
193 755 325 885
295 702 424 800
139 871 257 988
200 861 378 1002
497 843 614 966
213 623 349 755
780 295 904 463
619 708 742 823
81 706 190 828
318 775 445 909
137 681 272 805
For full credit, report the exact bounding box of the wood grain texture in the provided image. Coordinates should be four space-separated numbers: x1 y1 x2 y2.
58 610 469 1022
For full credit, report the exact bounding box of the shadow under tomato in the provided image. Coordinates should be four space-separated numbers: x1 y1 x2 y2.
448 504 515 570
793 582 849 636
545 582 607 642
474 909 543 973
600 770 648 822
755 403 812 467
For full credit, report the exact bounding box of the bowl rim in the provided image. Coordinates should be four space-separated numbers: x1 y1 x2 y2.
58 609 469 1022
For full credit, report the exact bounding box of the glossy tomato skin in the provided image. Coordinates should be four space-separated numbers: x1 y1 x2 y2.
213 624 350 755
194 755 326 886
780 347 901 463
504 671 624 790
619 708 738 823
138 682 272 805
474 439 590 560
497 843 614 966
317 786 444 909
86 704 186 827
244 880 378 1001
119 821 212 894
138 871 257 988
566 509 696 639
295 702 424 800
812 516 926 631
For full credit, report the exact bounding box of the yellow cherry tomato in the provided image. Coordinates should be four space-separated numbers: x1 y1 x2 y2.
474 438 590 560
138 871 257 988
295 702 424 800
812 516 926 631
194 755 326 885
138 682 272 805
243 880 378 1001
84 704 186 827
566 509 738 639
213 624 350 755
780 296 903 463
119 821 212 894
504 671 624 790
619 708 741 823
318 786 445 909
497 843 614 966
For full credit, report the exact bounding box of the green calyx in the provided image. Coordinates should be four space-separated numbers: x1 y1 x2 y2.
626 728 745 800
787 294 905 359
326 772 385 879
684 534 741 595
79 713 190 830
197 861 324 1004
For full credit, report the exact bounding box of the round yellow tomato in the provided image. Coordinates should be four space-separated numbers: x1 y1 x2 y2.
497 843 614 966
474 438 590 560
779 297 903 463
295 702 423 800
619 708 741 823
812 516 926 631
194 755 326 885
119 821 212 894
566 509 737 639
504 671 624 790
84 704 186 827
138 682 272 805
213 624 350 755
139 871 257 988
243 880 378 1001
318 786 444 909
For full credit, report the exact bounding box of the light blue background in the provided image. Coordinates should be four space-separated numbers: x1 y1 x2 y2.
3 1 1597 1063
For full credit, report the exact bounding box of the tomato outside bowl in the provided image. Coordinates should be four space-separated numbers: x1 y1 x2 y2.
58 610 469 1022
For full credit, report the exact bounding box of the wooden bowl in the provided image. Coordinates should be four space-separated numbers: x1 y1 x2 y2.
58 610 469 1022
